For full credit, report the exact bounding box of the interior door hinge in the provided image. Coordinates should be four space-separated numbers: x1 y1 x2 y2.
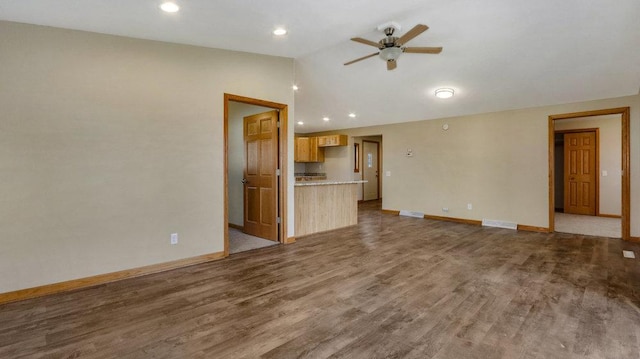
277 217 281 224
277 121 280 128
276 169 281 176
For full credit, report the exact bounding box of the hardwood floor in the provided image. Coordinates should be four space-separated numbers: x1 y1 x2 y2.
2 200 640 358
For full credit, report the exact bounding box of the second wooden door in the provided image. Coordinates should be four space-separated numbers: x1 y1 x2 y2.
243 110 279 241
564 131 597 215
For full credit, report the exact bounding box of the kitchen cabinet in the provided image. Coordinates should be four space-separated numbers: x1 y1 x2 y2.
318 134 348 147
294 137 324 162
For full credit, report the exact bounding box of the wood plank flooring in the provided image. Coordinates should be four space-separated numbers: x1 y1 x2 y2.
2 200 640 358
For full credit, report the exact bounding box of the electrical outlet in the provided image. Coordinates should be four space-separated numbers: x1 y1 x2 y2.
442 207 449 213
467 203 472 210
170 233 178 245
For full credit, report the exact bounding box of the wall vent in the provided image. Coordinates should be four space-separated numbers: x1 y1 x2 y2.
482 219 517 230
399 210 425 218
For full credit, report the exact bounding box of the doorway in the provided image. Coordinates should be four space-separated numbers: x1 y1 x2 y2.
362 140 380 201
224 94 289 256
548 108 629 240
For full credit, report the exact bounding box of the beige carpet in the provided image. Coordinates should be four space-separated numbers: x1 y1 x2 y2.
555 212 621 238
229 227 278 254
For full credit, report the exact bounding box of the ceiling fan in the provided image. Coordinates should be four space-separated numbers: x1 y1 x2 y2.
344 23 442 71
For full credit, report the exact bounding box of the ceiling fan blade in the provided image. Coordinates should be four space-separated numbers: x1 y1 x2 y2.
351 37 381 48
397 24 429 45
387 60 397 71
403 46 443 54
344 52 380 66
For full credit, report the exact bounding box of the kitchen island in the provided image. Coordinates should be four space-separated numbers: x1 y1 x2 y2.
294 180 366 237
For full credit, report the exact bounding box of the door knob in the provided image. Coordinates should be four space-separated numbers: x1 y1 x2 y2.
241 178 248 184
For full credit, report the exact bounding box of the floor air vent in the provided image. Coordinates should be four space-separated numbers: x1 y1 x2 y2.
482 219 518 230
399 210 425 218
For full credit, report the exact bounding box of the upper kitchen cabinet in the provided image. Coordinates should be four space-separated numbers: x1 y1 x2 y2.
295 137 324 163
318 134 348 147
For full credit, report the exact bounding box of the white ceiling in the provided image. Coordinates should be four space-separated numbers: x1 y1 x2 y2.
1 0 639 133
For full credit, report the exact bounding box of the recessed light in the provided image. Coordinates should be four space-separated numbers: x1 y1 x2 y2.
348 113 356 118
292 85 299 91
273 28 287 36
322 117 330 122
435 88 454 99
297 121 304 125
160 2 180 12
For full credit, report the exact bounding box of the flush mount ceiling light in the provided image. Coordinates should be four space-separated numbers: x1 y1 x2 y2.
348 113 356 118
297 121 304 125
322 117 330 122
273 28 287 36
160 1 180 12
292 85 299 91
435 88 454 99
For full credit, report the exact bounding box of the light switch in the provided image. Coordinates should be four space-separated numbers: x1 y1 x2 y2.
602 170 608 177
385 171 391 177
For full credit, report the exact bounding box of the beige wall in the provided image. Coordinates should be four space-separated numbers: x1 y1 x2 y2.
0 21 294 293
312 95 639 234
227 102 272 226
554 115 622 216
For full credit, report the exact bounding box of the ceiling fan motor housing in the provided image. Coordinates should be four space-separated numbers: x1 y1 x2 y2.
380 37 398 48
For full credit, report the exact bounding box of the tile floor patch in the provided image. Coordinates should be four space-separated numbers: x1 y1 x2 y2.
623 250 636 259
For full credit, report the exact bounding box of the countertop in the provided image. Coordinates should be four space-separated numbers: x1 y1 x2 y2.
294 180 367 187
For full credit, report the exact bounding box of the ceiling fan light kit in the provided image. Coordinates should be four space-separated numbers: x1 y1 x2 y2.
379 47 402 61
345 23 442 71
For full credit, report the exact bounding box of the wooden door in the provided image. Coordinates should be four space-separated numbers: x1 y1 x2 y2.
564 131 596 215
362 140 380 201
243 110 279 241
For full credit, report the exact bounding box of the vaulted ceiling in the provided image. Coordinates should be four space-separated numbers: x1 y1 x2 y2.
2 0 639 132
